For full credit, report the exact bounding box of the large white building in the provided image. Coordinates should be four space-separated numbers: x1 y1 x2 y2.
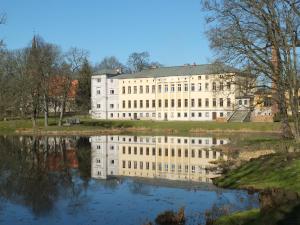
90 64 253 121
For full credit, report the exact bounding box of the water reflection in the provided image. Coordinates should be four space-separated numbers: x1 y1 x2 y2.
0 135 258 225
91 136 229 183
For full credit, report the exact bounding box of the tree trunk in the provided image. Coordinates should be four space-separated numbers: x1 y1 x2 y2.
58 96 66 127
43 94 48 127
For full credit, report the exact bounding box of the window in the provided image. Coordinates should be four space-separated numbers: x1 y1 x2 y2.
140 147 143 155
123 113 125 117
212 82 217 91
191 83 195 91
184 99 188 107
213 98 216 107
152 100 156 108
110 90 114 94
205 75 209 80
227 82 231 90
198 76 201 80
184 112 188 117
146 85 149 93
220 82 224 91
165 148 168 156
239 99 242 105
198 112 202 117
158 85 162 93
171 84 175 92
97 104 101 109
227 98 231 107
152 85 155 93
198 83 202 91
140 100 143 108
134 100 137 108
165 99 168 108
244 99 248 105
185 149 188 157
184 83 188 91
178 99 182 107
191 99 195 107
97 78 101 82
164 84 168 92
110 104 114 109
122 160 126 168
133 86 137 94
146 100 150 108
220 112 224 117
178 149 181 157
171 99 175 107
205 98 209 107
128 100 131 108
140 86 143 94
191 112 195 117
158 99 162 108
122 86 125 94
198 99 202 107
128 86 131 94
220 98 223 107
97 89 101 95
177 84 181 91
177 112 181 118
205 83 209 91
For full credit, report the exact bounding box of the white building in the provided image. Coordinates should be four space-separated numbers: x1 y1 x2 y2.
90 64 253 121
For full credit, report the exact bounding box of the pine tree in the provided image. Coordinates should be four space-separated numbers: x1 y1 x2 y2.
76 58 92 112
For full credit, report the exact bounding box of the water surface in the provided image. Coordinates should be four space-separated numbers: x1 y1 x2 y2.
0 135 258 225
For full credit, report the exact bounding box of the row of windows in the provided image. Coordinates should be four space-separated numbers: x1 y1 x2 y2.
104 111 230 119
122 98 232 109
122 146 221 159
98 136 225 145
122 160 210 174
121 82 231 94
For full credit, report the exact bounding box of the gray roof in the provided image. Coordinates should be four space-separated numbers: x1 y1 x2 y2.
113 64 239 79
93 69 121 76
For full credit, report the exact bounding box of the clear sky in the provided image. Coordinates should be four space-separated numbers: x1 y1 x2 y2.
1 0 214 66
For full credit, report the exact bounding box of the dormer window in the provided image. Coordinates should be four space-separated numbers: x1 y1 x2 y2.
97 78 101 82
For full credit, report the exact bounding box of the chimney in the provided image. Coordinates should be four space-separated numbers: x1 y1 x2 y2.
116 68 122 74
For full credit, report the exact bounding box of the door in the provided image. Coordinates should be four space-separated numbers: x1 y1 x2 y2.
134 113 137 120
212 112 217 120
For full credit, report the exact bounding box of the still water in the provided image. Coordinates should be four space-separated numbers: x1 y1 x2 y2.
0 135 258 225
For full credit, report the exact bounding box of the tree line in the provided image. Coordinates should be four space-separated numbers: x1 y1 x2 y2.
0 29 160 127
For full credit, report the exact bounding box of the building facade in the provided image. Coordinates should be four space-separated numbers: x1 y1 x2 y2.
90 135 228 183
90 64 253 121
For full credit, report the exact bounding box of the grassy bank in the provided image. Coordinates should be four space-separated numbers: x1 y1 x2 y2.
213 153 300 225
0 115 281 135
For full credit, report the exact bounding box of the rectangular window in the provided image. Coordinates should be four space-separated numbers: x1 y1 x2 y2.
220 98 223 107
198 112 202 117
158 85 162 93
128 86 132 94
205 83 209 91
178 99 181 107
212 82 217 91
134 86 137 94
152 100 155 108
152 85 156 93
110 104 114 109
165 148 168 156
97 78 101 82
122 86 125 94
178 84 181 91
165 99 168 108
220 82 224 91
97 104 101 109
146 85 149 93
158 99 162 108
227 98 231 107
198 98 202 107
198 83 202 91
128 100 131 108
213 98 216 107
191 83 195 91
140 100 143 108
140 86 143 94
110 90 114 94
184 83 188 91
171 99 175 107
164 84 168 92
227 82 231 90
184 99 188 107
205 98 209 107
191 99 195 107
146 100 149 108
171 84 175 92
134 100 137 108
97 89 101 95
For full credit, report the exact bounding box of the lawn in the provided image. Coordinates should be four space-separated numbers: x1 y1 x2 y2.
0 115 281 135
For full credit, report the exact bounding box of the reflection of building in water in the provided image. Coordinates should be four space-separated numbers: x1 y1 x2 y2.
91 136 228 183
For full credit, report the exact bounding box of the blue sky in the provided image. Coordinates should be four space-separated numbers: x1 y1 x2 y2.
2 0 214 66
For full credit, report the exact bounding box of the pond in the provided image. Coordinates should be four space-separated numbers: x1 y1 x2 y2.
0 135 259 225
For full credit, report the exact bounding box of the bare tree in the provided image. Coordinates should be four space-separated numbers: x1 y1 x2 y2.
127 51 150 72
95 56 125 72
202 0 300 139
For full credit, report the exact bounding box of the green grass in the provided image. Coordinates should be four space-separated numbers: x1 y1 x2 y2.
0 115 281 135
214 153 300 193
214 209 260 225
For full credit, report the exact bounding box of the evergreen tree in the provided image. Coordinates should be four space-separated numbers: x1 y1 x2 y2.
76 58 92 112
